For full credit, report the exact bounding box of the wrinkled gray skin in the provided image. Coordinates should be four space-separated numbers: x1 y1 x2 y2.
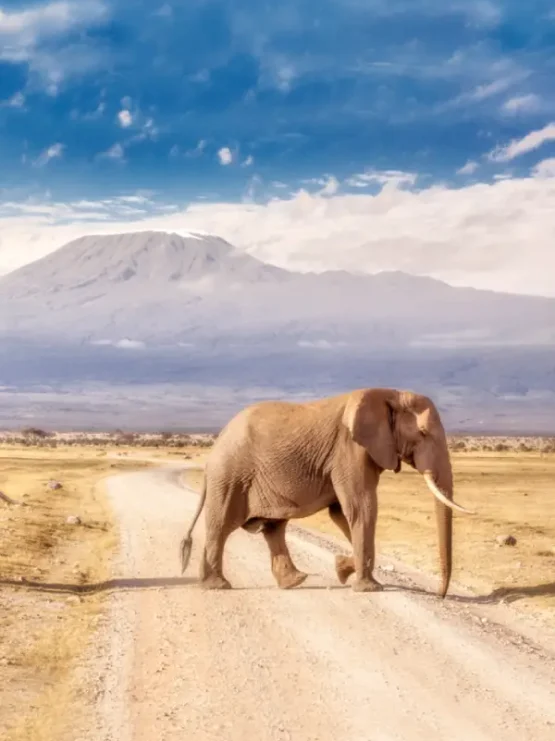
180 388 473 597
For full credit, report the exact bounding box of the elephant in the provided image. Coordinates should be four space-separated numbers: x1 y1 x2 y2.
179 387 474 597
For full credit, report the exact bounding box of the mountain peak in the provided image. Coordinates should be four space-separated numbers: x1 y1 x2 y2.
0 229 553 349
0 230 287 299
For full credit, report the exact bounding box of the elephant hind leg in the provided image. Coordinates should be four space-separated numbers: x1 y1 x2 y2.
199 507 236 590
262 520 307 589
328 503 356 585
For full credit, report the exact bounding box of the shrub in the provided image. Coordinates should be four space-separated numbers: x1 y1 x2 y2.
21 427 51 438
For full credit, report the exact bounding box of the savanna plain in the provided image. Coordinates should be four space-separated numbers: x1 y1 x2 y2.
1 429 554 740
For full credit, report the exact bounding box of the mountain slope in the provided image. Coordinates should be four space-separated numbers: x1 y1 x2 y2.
0 230 553 348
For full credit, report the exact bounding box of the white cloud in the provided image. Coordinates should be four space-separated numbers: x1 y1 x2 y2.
532 158 555 178
2 169 555 297
345 169 417 190
489 122 555 162
90 338 146 350
125 118 159 145
440 74 526 111
33 142 64 167
318 176 340 196
71 100 105 120
243 175 263 203
468 78 515 102
0 1 105 37
1 91 25 108
256 49 298 93
217 147 233 166
302 175 340 195
297 339 347 350
99 143 125 161
115 339 146 350
184 139 207 158
457 160 479 175
241 155 254 167
118 195 150 205
275 64 296 92
0 1 109 90
117 109 133 128
502 94 541 115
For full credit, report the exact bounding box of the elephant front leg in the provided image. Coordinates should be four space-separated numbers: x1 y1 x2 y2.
340 496 383 593
262 520 307 589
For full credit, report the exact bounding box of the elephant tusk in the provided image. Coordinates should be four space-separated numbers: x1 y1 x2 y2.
422 472 475 515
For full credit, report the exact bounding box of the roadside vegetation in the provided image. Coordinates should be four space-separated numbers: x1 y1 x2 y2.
0 447 151 740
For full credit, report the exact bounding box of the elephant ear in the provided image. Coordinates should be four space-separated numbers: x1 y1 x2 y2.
343 388 400 471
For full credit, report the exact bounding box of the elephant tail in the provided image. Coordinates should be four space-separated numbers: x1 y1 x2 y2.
180 474 207 574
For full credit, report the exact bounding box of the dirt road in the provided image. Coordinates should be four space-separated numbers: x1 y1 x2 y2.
83 464 555 741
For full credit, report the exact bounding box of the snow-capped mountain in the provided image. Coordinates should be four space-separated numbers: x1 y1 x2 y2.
0 230 553 348
0 230 554 432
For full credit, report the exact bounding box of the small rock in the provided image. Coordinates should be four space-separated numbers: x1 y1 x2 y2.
66 515 82 526
48 480 63 490
495 534 517 547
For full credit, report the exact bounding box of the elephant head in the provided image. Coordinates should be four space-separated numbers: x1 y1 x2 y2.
343 388 474 598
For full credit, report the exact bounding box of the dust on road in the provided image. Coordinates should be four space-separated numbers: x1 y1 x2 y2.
82 465 555 741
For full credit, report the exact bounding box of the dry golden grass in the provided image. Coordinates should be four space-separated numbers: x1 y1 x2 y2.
184 452 555 618
0 446 152 741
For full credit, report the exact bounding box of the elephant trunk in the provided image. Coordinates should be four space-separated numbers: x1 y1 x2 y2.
435 495 452 599
421 466 460 599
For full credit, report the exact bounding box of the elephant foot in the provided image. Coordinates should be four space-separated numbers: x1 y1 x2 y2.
276 569 308 590
271 553 308 590
200 574 232 590
352 576 383 593
335 554 355 585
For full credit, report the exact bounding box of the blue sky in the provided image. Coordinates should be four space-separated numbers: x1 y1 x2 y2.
2 0 555 200
1 1 555 295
